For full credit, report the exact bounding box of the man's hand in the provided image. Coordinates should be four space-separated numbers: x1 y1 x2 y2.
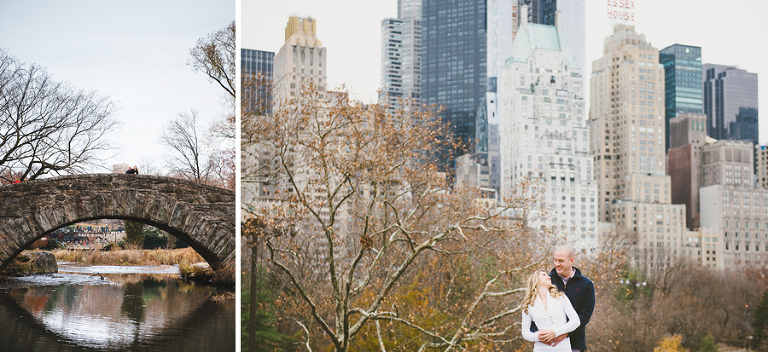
537 329 556 344
549 333 567 347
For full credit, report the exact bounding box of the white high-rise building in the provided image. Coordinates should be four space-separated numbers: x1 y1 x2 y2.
479 0 519 197
379 0 421 112
499 7 597 253
517 0 586 90
244 16 327 207
481 0 585 198
273 16 327 109
488 0 518 88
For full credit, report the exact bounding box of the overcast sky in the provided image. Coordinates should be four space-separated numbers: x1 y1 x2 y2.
0 1 234 174
243 0 768 143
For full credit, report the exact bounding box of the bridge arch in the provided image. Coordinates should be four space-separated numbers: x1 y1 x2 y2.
0 174 235 271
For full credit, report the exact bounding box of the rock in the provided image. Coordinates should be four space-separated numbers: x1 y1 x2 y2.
30 251 58 274
180 262 214 280
2 251 58 276
191 262 210 270
189 262 213 277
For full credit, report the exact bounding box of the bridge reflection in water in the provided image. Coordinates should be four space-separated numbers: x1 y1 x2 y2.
0 274 234 351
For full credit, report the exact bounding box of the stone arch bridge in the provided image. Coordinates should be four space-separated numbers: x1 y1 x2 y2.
0 174 235 271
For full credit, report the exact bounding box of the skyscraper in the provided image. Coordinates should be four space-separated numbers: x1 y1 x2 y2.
699 139 762 270
703 64 758 146
380 18 406 110
241 49 274 115
757 145 768 188
379 0 421 112
485 0 585 153
499 7 597 252
520 0 556 24
475 0 519 198
518 0 586 77
245 17 328 206
242 49 274 78
668 113 708 229
476 0 584 197
590 25 668 219
487 0 518 91
588 25 686 273
422 0 487 154
273 16 327 109
660 44 703 151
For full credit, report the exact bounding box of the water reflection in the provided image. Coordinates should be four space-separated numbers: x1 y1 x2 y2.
0 271 234 352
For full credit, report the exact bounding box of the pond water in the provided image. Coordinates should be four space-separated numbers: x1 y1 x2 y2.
0 263 235 352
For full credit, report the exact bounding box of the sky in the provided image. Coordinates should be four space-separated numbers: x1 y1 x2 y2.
243 0 768 144
0 1 235 174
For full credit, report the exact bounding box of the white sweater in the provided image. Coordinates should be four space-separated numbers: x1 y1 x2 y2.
521 293 581 351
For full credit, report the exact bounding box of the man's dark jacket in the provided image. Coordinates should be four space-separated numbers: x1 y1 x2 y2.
550 267 595 351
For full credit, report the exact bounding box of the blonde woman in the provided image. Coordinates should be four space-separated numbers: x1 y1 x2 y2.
520 270 580 351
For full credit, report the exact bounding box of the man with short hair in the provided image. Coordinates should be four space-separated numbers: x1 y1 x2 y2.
536 245 595 352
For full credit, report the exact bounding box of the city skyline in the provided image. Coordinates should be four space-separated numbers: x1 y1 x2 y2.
243 0 768 144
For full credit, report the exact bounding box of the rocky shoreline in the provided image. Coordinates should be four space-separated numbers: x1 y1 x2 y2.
1 251 58 276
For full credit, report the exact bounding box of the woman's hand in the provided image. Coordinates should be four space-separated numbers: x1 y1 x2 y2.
537 329 556 344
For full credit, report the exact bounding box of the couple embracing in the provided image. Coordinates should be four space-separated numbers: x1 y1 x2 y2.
520 246 596 352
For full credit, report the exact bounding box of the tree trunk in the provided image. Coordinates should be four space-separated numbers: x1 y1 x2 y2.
249 233 258 352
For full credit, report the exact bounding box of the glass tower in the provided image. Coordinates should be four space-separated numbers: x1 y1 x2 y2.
421 0 487 158
703 64 759 147
660 44 703 151
241 49 274 115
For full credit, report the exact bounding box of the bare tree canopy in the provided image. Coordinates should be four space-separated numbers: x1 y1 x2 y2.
187 21 236 191
161 109 210 184
242 82 563 351
0 49 118 181
188 20 236 101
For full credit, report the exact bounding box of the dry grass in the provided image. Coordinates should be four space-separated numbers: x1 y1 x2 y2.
52 247 204 266
211 291 236 302
51 247 233 286
179 262 235 285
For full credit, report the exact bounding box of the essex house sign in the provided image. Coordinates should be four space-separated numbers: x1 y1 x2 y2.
607 0 636 21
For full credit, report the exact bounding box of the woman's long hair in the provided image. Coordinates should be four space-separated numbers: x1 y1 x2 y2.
520 269 564 314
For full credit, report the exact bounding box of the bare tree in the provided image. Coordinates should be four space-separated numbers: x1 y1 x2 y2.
586 258 762 352
138 157 164 176
208 110 235 191
242 82 564 352
188 20 235 101
188 21 236 191
160 109 213 185
208 145 235 191
581 225 634 291
0 49 118 181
